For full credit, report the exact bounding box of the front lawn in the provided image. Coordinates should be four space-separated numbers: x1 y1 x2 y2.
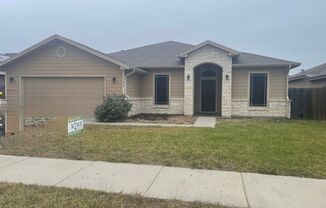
0 182 226 208
0 119 325 178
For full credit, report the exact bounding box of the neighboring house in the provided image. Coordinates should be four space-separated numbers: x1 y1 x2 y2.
0 54 12 102
0 55 10 63
0 54 11 135
289 63 326 88
0 35 300 134
0 53 17 62
0 54 17 100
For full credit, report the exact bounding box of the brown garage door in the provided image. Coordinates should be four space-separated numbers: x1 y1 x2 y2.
23 77 105 116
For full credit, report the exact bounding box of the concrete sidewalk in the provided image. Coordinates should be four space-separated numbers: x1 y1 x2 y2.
0 155 325 208
193 116 216 128
85 117 216 128
84 118 193 128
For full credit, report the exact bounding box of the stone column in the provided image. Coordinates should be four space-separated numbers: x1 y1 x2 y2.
184 62 194 116
183 45 233 117
221 62 232 118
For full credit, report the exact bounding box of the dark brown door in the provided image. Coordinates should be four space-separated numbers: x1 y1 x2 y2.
201 80 216 112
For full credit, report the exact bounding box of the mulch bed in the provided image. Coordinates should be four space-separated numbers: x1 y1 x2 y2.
125 114 196 125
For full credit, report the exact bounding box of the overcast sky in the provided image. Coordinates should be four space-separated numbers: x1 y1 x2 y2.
1 0 325 74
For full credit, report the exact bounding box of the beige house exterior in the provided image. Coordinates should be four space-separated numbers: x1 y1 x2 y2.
0 35 300 134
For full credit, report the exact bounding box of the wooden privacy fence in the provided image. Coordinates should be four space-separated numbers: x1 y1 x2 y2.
289 87 326 120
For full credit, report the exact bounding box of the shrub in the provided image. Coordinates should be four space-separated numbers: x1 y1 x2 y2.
94 94 132 122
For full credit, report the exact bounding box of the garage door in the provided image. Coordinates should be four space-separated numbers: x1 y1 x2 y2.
23 77 105 116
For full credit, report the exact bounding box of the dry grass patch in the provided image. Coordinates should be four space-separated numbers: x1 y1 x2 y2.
0 182 229 208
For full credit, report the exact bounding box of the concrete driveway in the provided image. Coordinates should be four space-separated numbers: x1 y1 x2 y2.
0 155 325 208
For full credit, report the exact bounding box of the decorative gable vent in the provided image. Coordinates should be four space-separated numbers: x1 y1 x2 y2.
56 46 66 58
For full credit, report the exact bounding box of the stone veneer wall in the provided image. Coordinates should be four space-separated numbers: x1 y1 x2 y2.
25 116 53 126
128 97 184 115
232 99 290 118
184 45 233 117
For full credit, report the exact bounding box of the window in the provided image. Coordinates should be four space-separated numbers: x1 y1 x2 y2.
0 74 5 100
155 75 169 105
250 73 267 106
201 69 216 77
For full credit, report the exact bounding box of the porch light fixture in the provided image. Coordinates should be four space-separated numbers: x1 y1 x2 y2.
112 77 116 83
225 74 229 80
9 77 15 82
187 74 190 81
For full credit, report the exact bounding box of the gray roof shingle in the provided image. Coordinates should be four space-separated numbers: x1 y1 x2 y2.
233 52 300 67
0 55 10 62
108 41 193 68
290 63 326 81
108 41 300 69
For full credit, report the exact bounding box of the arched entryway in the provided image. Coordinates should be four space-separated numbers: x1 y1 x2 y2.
194 63 222 115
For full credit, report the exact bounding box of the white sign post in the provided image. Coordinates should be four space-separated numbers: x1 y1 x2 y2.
68 117 84 137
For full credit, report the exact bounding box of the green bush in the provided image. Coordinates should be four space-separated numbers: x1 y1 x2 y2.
94 94 132 122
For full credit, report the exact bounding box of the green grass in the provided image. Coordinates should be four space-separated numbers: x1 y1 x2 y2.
0 119 325 178
0 182 227 208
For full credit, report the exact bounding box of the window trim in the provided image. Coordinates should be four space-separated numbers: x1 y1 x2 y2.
153 73 171 106
0 71 6 102
248 72 269 107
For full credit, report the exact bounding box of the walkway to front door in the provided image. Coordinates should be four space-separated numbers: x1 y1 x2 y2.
193 116 216 128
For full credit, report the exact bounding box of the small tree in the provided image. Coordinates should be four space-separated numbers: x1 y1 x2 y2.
94 94 132 122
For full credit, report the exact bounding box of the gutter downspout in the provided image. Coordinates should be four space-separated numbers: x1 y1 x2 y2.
124 68 136 96
286 65 291 119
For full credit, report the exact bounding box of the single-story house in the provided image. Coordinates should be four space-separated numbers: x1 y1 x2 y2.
0 53 17 62
0 55 10 63
0 35 300 134
289 63 326 88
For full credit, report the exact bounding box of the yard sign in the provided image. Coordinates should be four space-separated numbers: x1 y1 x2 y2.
68 117 84 137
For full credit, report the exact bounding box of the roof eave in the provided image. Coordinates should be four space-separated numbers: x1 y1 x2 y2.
133 63 301 69
134 67 148 74
137 65 185 69
305 73 326 81
233 63 301 69
289 75 306 81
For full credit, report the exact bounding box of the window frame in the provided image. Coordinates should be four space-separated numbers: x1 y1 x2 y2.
248 72 269 107
0 71 6 101
153 73 171 106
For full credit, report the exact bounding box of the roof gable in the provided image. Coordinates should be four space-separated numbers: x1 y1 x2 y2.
178 40 240 58
0 35 131 69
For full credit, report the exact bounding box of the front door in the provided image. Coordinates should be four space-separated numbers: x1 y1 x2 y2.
201 80 216 112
